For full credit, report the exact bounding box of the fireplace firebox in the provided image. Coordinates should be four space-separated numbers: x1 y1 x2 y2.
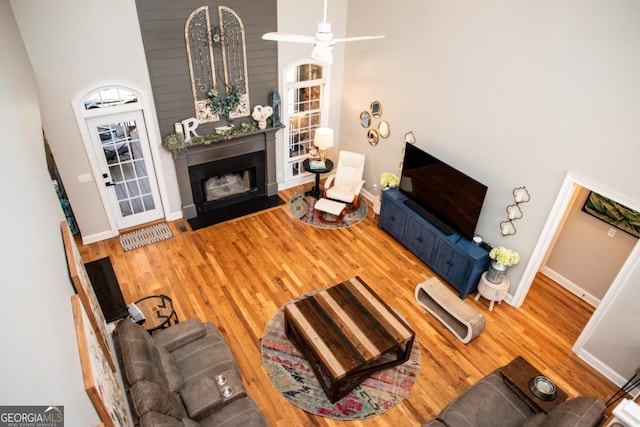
173 128 280 220
189 151 265 214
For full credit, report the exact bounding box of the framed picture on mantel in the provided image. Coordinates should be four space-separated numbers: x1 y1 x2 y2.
582 191 640 238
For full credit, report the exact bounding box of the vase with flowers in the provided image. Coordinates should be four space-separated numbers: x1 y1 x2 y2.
380 172 400 189
486 247 519 284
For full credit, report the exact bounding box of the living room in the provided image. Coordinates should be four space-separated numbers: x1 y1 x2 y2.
2 0 640 425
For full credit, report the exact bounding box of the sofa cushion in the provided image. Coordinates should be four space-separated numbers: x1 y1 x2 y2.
436 370 537 427
170 334 238 385
158 346 184 392
179 375 224 420
115 319 168 387
139 411 199 427
130 379 186 420
153 318 207 352
198 397 268 427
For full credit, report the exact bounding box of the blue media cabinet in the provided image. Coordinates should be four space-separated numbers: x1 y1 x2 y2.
378 189 490 298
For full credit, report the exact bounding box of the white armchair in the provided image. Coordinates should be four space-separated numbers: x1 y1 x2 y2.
323 150 366 211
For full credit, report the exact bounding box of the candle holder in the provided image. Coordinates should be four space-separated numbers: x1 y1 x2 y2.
500 186 530 236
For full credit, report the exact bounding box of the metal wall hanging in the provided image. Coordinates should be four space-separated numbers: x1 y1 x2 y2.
185 6 250 123
500 186 530 236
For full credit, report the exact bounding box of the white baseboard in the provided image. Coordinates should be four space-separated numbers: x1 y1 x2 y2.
539 266 600 308
81 229 117 245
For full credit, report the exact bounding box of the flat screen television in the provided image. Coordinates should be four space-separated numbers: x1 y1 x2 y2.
399 143 487 240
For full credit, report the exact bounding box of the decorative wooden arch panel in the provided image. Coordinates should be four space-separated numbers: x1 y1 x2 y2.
185 5 250 123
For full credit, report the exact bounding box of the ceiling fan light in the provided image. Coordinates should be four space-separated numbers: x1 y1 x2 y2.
311 45 333 64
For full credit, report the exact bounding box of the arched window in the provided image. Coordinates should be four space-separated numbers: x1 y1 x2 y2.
283 63 329 182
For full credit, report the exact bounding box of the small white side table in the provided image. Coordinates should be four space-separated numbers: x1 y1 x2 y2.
475 272 510 311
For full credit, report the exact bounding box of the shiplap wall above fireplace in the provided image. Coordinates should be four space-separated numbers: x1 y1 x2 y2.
135 0 278 138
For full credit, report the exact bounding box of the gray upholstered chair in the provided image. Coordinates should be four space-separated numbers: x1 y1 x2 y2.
323 150 365 211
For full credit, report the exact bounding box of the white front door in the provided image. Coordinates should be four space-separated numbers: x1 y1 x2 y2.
87 111 163 229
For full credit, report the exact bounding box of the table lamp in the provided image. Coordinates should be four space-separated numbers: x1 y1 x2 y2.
314 127 334 160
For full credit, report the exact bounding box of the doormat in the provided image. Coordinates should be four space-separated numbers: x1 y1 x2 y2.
188 195 285 231
289 190 367 229
261 295 420 420
119 222 173 252
84 257 128 322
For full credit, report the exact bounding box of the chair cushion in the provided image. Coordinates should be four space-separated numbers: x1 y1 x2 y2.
326 185 357 203
115 319 168 387
130 379 186 420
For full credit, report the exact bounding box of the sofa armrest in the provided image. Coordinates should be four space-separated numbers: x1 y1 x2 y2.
153 318 206 352
545 397 605 427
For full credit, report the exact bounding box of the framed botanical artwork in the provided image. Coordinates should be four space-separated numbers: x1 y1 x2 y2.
582 192 640 238
72 295 131 427
60 221 115 371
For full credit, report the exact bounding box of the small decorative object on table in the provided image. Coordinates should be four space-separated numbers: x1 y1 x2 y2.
309 159 326 170
487 246 519 284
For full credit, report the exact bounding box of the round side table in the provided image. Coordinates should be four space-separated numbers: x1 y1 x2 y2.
134 294 179 333
475 272 510 311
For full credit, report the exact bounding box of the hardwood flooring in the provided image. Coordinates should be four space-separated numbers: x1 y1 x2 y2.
79 186 618 426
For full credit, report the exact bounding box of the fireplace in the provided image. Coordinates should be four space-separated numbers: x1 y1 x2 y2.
173 128 280 219
189 150 265 214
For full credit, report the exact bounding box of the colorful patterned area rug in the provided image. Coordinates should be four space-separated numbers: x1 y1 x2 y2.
288 190 368 229
260 296 421 420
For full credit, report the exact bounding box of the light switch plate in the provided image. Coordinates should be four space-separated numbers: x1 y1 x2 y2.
78 173 92 183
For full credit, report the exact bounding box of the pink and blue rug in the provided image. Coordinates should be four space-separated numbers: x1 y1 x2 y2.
260 296 421 420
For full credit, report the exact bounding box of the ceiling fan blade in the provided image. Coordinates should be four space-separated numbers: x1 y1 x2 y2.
262 32 315 44
333 35 385 44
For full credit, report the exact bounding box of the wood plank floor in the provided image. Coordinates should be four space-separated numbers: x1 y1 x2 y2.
79 186 618 426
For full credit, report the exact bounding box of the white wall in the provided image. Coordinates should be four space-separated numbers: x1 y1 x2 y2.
544 187 636 303
274 0 347 185
340 0 640 383
0 2 100 424
11 0 182 243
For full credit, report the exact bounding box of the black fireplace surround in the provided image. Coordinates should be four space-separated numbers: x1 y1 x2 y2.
189 150 265 214
173 128 280 220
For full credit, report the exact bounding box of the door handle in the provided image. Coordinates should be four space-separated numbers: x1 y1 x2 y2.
105 182 116 187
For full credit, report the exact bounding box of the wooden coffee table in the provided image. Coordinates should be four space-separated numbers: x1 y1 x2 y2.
284 277 415 403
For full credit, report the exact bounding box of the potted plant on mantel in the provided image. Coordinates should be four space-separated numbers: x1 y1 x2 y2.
487 247 519 284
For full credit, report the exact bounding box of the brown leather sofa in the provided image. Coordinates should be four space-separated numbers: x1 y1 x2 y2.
421 369 605 427
113 317 268 426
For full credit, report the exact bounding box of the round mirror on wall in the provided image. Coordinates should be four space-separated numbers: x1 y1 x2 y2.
378 120 390 138
367 129 379 146
360 111 371 128
370 100 382 118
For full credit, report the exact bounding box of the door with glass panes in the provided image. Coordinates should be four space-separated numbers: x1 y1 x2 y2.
86 111 163 229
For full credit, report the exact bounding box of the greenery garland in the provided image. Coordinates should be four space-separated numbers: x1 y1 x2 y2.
207 84 241 118
162 121 258 155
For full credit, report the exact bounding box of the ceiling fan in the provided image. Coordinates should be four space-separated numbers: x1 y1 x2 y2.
262 0 384 64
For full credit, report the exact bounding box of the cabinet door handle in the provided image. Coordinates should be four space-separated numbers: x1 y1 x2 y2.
390 216 396 221
416 237 423 242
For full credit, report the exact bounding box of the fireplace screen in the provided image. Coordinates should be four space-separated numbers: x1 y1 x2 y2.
205 170 252 202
